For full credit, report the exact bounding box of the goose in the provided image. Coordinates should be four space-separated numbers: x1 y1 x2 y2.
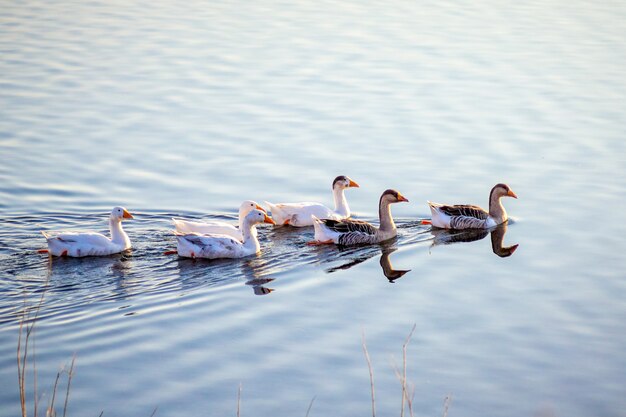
310 189 408 246
172 200 266 241
265 175 359 227
427 183 517 229
40 206 133 257
174 209 276 259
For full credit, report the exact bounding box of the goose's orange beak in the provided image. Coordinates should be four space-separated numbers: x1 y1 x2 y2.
256 204 267 213
264 214 276 225
123 209 134 219
397 193 409 203
507 189 518 199
349 179 359 188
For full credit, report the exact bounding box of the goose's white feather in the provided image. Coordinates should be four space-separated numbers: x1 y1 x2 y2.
172 200 264 240
265 175 359 227
175 209 275 259
42 207 133 257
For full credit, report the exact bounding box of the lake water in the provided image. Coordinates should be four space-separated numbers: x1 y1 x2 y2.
1 0 625 416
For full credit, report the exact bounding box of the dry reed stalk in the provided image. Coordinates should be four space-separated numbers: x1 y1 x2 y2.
442 394 452 417
237 382 242 417
392 324 417 417
401 324 416 417
361 330 376 417
304 395 316 417
62 355 76 417
17 282 47 417
48 369 62 415
17 318 26 417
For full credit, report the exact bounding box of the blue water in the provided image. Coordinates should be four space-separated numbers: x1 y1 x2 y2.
1 1 626 416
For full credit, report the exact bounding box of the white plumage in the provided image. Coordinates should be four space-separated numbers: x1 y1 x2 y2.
41 206 134 257
175 209 275 259
172 200 266 240
265 175 359 227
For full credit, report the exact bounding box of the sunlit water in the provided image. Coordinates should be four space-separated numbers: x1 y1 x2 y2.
1 1 625 416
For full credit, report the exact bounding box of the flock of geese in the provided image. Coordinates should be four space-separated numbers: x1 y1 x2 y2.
39 176 518 259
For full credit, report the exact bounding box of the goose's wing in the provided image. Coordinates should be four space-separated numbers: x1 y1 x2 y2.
44 231 111 247
435 204 489 220
177 233 243 257
436 204 489 229
320 219 377 235
337 231 378 246
172 218 240 237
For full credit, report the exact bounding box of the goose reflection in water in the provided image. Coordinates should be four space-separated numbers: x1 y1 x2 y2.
240 259 275 295
429 222 518 258
174 255 275 296
379 247 411 282
324 241 411 282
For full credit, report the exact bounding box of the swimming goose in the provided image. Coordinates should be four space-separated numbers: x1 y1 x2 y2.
41 206 133 257
310 189 409 246
427 183 517 229
174 209 276 259
172 200 266 241
265 175 359 227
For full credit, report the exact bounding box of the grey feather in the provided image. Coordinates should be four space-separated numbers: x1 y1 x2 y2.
438 204 488 220
321 218 377 235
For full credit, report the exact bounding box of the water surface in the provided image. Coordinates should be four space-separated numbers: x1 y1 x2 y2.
1 1 625 416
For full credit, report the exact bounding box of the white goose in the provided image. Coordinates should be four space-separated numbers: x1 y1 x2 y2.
427 183 518 229
310 189 409 246
174 209 276 259
265 175 359 227
172 200 266 241
41 206 134 257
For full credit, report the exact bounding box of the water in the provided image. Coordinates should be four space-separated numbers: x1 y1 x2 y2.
1 0 625 416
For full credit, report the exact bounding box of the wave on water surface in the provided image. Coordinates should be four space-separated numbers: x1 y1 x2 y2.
0 210 443 326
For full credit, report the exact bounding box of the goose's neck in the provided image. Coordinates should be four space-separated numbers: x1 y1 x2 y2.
241 222 261 251
109 218 131 249
378 200 396 232
488 192 507 224
332 187 350 217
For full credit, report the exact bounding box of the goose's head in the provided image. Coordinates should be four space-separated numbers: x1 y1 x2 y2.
332 175 359 190
111 206 133 221
380 189 409 204
244 209 276 226
491 183 518 200
239 200 266 218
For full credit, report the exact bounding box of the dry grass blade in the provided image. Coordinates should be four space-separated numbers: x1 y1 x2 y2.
442 394 452 417
17 318 26 417
237 382 242 417
17 282 48 417
361 329 376 417
304 395 316 417
401 324 416 417
48 370 61 415
63 355 76 417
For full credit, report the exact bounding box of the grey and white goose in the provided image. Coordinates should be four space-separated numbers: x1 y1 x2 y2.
427 183 517 229
310 189 409 246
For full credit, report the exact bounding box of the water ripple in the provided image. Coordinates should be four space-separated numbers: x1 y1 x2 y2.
0 211 432 327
